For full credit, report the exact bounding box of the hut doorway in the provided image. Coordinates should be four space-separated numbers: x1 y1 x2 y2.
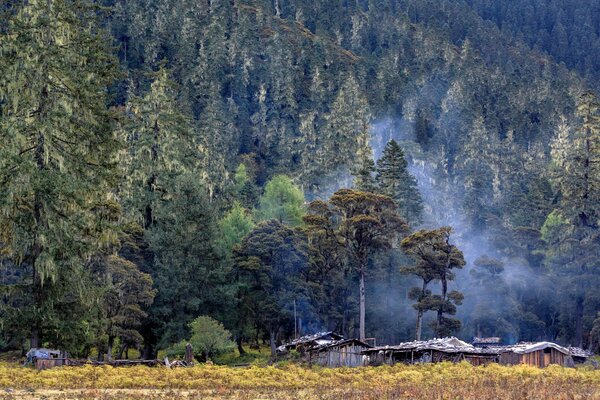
543 348 551 366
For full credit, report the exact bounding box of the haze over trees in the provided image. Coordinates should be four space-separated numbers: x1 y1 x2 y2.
2 0 600 358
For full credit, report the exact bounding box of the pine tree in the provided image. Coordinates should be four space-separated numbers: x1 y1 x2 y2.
352 152 378 193
376 140 424 225
0 0 120 348
119 67 195 228
551 92 600 229
547 91 600 347
323 74 371 173
197 84 235 199
144 174 223 353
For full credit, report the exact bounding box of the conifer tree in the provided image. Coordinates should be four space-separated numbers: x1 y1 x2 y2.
120 67 195 228
0 0 120 348
376 140 424 225
323 74 371 173
257 175 305 227
352 152 378 193
551 92 600 228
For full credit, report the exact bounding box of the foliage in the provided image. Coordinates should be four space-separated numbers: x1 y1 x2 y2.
0 0 121 349
217 203 255 256
401 228 465 339
376 140 423 226
257 175 305 227
234 220 309 356
93 255 156 360
168 316 235 361
144 174 224 354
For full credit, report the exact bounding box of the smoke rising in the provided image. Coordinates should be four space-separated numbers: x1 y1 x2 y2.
369 117 545 344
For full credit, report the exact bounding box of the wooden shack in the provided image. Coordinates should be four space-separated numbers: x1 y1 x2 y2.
276 332 344 355
567 347 593 365
362 337 498 366
35 358 68 370
311 339 372 367
26 348 66 370
494 342 571 368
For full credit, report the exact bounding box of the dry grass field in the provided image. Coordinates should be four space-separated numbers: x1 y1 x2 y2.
0 362 599 399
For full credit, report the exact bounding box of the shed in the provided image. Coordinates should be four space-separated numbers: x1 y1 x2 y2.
492 342 571 368
567 347 593 364
362 337 498 366
310 339 372 367
26 348 67 370
276 332 344 355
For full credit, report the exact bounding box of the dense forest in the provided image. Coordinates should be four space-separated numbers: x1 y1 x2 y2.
1 0 600 360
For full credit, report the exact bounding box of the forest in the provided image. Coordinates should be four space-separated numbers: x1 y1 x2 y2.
1 0 600 362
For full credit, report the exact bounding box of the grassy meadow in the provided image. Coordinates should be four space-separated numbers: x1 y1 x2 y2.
0 361 599 399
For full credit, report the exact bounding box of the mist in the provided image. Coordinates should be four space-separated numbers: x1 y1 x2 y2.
369 117 547 344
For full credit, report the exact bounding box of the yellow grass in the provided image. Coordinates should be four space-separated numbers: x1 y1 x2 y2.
0 362 599 399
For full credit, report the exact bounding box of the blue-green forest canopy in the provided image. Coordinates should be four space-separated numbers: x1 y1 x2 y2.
1 0 600 361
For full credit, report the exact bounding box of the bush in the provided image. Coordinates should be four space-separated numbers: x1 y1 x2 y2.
168 316 235 362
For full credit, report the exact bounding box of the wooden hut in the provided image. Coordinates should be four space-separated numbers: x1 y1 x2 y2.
26 348 67 370
310 339 372 367
276 332 344 355
362 337 498 366
567 347 594 365
494 342 571 368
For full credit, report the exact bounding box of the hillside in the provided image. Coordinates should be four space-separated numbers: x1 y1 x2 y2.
1 0 599 360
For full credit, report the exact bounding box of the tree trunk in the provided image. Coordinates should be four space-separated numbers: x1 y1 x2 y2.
236 337 246 355
415 309 423 341
269 329 277 358
575 297 584 348
142 342 157 360
116 344 127 360
107 335 114 361
359 270 366 341
415 280 427 341
437 273 448 335
30 328 40 349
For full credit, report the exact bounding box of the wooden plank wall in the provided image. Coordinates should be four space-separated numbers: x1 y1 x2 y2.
316 344 367 367
500 349 566 368
35 358 67 370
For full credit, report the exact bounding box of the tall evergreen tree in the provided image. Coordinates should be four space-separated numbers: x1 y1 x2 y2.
144 174 223 355
119 67 195 228
352 152 378 193
376 140 424 226
0 0 120 348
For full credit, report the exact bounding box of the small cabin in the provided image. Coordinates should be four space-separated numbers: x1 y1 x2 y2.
495 342 571 368
567 347 594 365
310 339 372 367
362 337 498 366
276 332 344 355
26 348 67 370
